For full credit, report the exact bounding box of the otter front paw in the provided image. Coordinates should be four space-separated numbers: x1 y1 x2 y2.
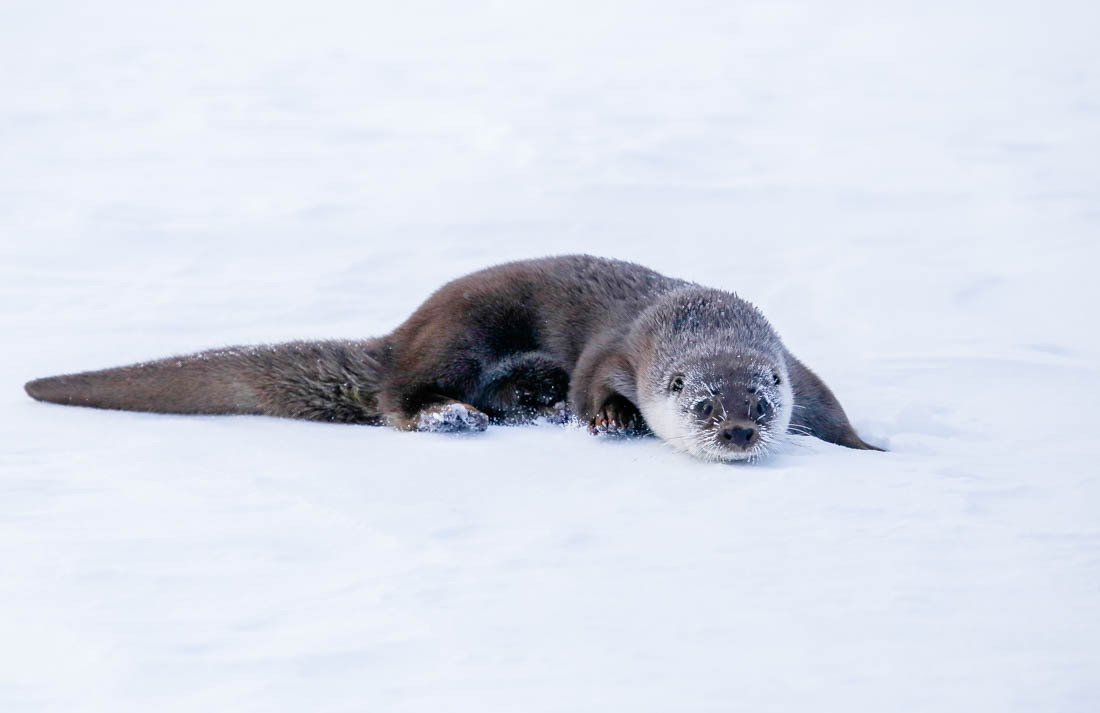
415 402 489 433
588 395 643 435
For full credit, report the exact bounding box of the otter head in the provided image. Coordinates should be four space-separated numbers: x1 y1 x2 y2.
631 288 794 462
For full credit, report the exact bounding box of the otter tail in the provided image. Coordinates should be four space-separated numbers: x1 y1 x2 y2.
24 339 388 424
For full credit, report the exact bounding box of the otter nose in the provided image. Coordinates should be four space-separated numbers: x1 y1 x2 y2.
718 420 758 448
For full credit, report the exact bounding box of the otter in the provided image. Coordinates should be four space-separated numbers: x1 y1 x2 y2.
23 255 880 462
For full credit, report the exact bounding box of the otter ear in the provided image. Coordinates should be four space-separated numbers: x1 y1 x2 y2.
785 354 883 451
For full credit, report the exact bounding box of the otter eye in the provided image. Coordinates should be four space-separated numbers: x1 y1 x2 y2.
669 375 685 393
772 372 782 386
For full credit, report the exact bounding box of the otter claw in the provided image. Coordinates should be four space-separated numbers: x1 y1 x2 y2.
590 402 635 435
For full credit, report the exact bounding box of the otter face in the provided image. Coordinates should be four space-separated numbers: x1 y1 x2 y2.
639 355 793 462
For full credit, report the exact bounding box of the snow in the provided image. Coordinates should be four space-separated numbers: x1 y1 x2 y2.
3 1 1099 710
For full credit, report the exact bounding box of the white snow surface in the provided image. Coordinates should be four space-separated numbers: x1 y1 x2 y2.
3 1 1100 711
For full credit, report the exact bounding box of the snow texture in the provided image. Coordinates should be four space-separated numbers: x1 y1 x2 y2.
3 1 1099 711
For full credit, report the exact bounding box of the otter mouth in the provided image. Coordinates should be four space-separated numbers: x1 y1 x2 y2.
700 425 776 462
693 424 777 462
